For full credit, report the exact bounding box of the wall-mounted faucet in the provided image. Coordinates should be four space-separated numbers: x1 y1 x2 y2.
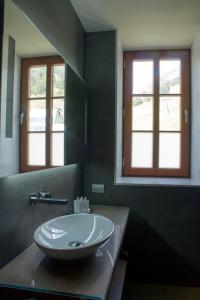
29 191 68 206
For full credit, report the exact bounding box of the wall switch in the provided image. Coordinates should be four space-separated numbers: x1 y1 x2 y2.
92 184 105 193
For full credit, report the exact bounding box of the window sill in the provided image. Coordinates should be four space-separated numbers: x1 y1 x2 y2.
115 175 200 187
115 32 200 189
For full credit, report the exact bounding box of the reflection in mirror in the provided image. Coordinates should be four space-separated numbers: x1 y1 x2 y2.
21 57 65 172
52 65 65 97
29 66 47 98
28 133 46 166
52 99 64 131
29 100 46 132
1 0 66 176
51 133 64 166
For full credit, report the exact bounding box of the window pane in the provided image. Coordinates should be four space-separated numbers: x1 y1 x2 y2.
52 65 65 97
28 133 46 166
51 133 64 166
132 60 153 94
159 97 180 131
29 100 46 131
52 99 64 131
132 133 153 168
159 133 180 168
132 97 153 130
29 66 47 98
160 60 181 94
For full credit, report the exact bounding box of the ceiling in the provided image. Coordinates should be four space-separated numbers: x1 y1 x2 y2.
5 0 57 57
71 0 200 49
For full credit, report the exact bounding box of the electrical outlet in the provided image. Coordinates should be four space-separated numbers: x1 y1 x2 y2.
92 184 105 193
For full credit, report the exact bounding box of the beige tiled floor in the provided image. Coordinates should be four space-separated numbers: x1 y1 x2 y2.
123 283 200 300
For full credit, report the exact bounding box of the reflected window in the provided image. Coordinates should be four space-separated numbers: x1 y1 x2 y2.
20 56 65 172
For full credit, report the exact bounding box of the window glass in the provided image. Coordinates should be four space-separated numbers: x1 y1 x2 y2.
52 65 65 97
131 132 153 168
29 66 47 98
132 60 153 94
28 133 46 166
160 60 181 94
132 97 153 131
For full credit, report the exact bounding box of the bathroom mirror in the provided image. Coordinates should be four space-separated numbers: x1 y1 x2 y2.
0 0 86 177
0 0 66 177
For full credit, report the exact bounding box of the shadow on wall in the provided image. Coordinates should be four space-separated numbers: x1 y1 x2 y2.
65 64 86 166
0 164 82 268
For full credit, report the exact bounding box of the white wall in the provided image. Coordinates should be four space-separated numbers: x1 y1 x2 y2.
115 30 200 186
0 33 20 177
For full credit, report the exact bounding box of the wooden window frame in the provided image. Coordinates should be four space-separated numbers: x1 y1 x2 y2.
20 55 65 173
123 50 191 178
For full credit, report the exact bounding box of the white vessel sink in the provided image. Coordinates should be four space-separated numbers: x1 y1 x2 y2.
34 213 114 260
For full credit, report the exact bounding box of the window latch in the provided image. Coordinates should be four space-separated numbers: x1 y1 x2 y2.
20 112 25 125
184 109 188 123
123 60 126 69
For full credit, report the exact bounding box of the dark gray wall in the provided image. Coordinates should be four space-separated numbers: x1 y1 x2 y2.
0 164 82 268
12 0 85 78
65 64 87 166
84 31 200 285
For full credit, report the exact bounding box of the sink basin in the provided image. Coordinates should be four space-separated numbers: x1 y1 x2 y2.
34 213 114 260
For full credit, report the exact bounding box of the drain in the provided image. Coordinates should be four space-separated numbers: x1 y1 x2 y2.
68 241 84 247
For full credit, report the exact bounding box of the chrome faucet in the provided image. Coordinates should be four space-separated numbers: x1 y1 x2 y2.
29 191 68 206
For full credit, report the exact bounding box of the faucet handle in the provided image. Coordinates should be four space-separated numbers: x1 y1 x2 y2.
38 191 52 198
29 193 37 206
